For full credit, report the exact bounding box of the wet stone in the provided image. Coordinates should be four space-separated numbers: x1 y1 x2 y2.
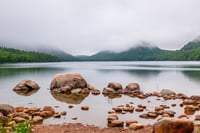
125 120 138 126
54 112 61 118
81 106 89 111
195 115 200 120
129 123 144 130
135 108 144 112
109 120 124 127
61 111 67 116
68 105 74 109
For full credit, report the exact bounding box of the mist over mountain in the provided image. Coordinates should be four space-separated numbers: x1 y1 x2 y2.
1 36 200 62
0 42 75 61
76 37 200 61
77 44 166 61
181 36 200 51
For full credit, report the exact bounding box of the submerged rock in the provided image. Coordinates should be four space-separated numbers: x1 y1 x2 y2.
160 89 176 96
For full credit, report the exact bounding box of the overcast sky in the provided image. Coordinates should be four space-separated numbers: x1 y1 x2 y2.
0 0 200 55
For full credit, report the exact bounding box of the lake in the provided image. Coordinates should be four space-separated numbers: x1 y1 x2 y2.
1 61 200 127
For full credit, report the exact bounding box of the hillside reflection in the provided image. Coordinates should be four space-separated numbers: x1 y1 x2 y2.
0 67 67 79
97 69 161 79
181 70 200 82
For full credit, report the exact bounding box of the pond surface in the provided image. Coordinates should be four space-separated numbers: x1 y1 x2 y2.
1 61 200 127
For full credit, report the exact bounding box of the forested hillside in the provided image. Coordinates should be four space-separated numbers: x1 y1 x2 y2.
0 47 60 63
77 38 200 61
1 36 200 62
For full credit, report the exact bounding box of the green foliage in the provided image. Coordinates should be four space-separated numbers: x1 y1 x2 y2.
78 43 200 61
0 47 60 63
0 123 8 133
1 119 33 133
2 39 200 62
13 120 33 133
181 41 200 51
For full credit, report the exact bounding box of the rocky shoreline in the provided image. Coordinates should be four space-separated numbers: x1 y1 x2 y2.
1 73 200 132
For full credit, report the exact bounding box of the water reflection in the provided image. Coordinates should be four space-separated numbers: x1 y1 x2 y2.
97 69 160 79
51 91 89 104
13 89 39 96
103 94 122 99
0 67 66 78
1 62 200 127
181 71 200 82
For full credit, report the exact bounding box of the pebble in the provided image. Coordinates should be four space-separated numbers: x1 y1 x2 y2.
68 105 74 109
61 111 67 116
129 123 144 130
81 106 89 111
72 117 78 120
54 112 61 118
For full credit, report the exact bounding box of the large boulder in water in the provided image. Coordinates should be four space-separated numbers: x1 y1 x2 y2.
123 83 143 96
102 82 123 95
13 80 40 95
107 82 122 91
124 83 140 92
102 82 123 98
153 118 194 133
50 73 88 92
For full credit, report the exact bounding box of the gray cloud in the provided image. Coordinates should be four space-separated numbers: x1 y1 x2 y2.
0 0 200 55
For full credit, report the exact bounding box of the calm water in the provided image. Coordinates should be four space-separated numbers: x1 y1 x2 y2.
1 61 200 127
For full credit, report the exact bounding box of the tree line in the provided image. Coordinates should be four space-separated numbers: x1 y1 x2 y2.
0 47 60 63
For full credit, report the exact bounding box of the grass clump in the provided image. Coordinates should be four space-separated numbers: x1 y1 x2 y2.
13 120 33 133
0 120 33 133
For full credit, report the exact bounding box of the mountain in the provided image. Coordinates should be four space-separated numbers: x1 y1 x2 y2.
77 38 200 61
0 47 60 63
78 43 168 61
0 43 75 61
117 45 165 61
181 36 200 51
2 36 200 62
35 48 75 61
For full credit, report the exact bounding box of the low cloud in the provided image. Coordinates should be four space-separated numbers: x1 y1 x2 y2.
0 0 200 55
